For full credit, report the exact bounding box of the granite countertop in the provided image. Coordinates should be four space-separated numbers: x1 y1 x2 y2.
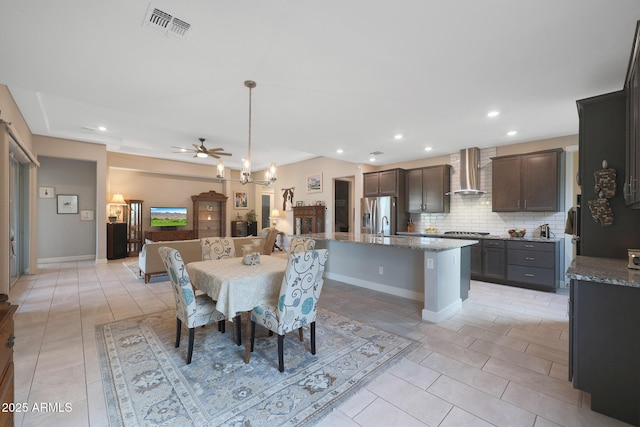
566 256 640 288
396 231 564 243
306 232 478 252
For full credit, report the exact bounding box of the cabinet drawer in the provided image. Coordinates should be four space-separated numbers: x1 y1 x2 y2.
507 265 555 286
507 240 554 252
483 240 505 249
508 249 555 268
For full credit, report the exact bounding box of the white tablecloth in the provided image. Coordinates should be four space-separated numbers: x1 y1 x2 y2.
186 255 287 319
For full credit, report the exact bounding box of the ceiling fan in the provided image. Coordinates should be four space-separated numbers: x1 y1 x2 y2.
173 138 232 159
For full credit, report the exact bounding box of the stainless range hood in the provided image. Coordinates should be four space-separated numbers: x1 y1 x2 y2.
451 147 486 195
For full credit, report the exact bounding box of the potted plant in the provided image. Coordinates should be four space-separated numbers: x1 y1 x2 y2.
246 210 256 224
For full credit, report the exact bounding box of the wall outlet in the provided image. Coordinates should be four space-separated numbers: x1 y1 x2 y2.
379 266 383 275
427 259 434 269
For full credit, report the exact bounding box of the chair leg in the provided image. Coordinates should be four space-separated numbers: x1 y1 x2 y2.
268 330 273 336
187 328 195 365
235 314 242 345
311 322 316 355
298 327 304 342
278 334 285 372
250 320 256 352
175 318 182 348
220 320 226 333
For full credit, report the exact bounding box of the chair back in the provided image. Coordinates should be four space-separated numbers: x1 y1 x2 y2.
201 237 236 260
288 237 316 254
277 249 328 333
158 246 195 324
261 228 279 255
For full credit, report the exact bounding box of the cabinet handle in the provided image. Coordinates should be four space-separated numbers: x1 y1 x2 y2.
525 257 535 261
7 335 14 349
525 273 535 277
517 200 520 209
524 199 527 209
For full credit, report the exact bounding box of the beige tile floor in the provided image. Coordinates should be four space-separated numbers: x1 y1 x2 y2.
8 258 631 426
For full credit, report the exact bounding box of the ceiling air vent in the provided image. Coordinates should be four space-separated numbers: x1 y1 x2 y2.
369 151 384 156
143 6 191 39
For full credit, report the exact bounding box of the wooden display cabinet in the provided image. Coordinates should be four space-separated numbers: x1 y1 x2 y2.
293 205 325 234
125 199 143 256
192 191 228 238
0 305 17 427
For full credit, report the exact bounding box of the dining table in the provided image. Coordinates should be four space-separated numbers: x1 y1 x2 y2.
186 254 288 363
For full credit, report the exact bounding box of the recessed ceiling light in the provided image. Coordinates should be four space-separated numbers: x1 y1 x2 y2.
394 134 403 140
369 157 376 162
336 149 343 154
424 147 433 151
98 126 107 131
487 111 500 118
507 130 518 136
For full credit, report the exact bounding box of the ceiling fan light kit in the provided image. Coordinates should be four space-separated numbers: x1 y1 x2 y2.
215 80 277 186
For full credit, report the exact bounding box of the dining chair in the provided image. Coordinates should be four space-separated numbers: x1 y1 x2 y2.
158 246 226 365
288 237 316 254
200 237 236 260
250 249 329 372
261 228 279 255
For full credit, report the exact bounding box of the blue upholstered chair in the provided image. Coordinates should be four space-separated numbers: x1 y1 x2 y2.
200 237 236 260
250 249 329 372
158 246 226 364
288 237 316 254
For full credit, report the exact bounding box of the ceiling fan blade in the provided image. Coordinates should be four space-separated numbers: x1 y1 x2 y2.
211 151 232 156
208 153 221 159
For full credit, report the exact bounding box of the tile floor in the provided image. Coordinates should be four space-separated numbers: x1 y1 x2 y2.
8 258 631 426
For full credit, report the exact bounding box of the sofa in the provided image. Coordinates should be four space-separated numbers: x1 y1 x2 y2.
138 236 266 283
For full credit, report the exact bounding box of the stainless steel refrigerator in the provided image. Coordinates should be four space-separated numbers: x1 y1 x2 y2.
361 196 397 235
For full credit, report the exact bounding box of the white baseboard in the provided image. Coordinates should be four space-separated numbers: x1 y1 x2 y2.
324 272 424 302
422 298 462 323
38 255 96 263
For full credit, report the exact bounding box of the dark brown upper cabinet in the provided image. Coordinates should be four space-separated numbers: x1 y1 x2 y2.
491 149 563 212
363 169 406 197
625 21 640 207
406 165 451 213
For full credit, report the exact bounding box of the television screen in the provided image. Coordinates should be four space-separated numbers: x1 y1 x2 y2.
150 207 188 227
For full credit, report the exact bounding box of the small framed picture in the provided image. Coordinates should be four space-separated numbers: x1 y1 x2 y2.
234 191 248 209
306 173 323 193
57 194 78 214
295 201 304 206
39 186 54 198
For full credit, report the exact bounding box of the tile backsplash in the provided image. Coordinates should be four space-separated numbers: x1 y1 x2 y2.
410 148 569 239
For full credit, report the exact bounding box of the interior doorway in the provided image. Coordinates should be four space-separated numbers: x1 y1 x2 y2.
260 190 274 230
334 178 353 232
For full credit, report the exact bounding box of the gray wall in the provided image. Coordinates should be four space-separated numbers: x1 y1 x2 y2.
38 156 97 260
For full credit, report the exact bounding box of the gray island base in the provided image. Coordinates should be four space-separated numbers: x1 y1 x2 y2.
307 232 477 323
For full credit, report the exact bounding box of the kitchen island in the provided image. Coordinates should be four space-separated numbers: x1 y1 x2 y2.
307 232 477 323
566 256 640 426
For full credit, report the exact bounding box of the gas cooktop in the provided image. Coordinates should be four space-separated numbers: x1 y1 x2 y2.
443 231 490 236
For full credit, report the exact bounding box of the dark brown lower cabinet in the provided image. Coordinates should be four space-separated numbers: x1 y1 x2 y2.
482 240 506 280
569 280 640 426
107 223 128 260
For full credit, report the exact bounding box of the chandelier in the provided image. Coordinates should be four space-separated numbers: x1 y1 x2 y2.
216 80 277 186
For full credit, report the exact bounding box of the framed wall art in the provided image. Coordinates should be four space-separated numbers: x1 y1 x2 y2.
57 194 78 214
306 173 323 193
39 186 54 198
234 191 248 209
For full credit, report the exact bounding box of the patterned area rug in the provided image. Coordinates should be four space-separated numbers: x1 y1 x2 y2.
97 308 418 426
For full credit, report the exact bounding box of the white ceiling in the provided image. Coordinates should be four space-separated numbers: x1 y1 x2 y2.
1 1 639 170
